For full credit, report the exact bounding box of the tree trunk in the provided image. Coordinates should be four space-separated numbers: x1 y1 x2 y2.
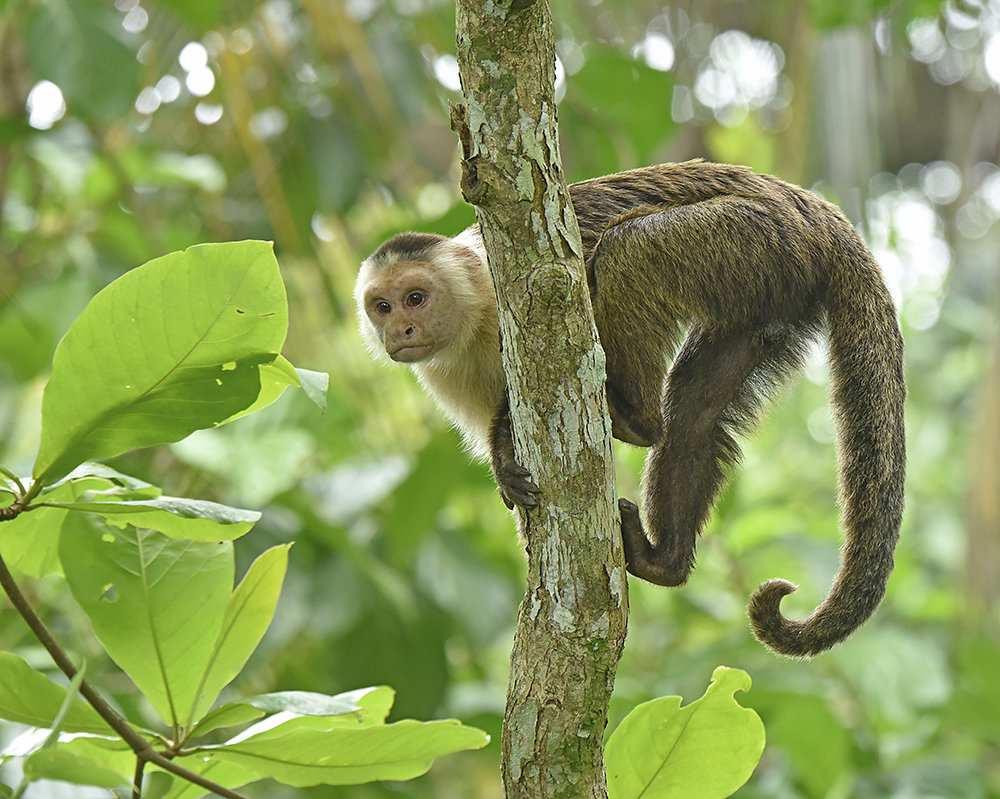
452 1 628 797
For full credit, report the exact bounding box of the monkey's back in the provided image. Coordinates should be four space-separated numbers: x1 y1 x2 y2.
570 160 849 267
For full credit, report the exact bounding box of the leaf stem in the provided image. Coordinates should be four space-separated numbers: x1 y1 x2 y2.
0 463 26 495
0 552 251 799
133 755 145 799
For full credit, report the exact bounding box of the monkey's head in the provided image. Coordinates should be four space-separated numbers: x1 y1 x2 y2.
356 230 492 365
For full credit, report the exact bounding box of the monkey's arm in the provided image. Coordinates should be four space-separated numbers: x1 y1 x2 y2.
490 404 540 510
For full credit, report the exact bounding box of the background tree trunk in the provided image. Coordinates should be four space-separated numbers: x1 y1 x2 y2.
453 1 629 797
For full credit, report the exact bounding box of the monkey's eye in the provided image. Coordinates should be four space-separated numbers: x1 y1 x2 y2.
405 291 425 308
374 301 391 315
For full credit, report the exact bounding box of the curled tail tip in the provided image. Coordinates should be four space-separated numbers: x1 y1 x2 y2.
746 578 823 660
747 577 869 659
748 578 798 615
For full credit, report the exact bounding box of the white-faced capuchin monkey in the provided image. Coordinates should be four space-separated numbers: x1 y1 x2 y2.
356 160 906 658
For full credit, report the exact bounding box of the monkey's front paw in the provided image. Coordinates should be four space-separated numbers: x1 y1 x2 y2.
497 462 540 510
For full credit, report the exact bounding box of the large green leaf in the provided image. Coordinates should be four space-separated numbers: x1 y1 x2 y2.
59 523 233 726
33 240 287 487
0 654 110 734
191 544 290 724
605 667 765 799
204 715 489 786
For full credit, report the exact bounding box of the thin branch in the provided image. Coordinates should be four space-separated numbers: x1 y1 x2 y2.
0 552 251 799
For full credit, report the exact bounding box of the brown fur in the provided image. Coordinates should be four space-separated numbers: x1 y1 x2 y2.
357 160 906 658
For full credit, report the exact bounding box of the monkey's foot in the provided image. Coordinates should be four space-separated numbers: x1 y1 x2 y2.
496 461 540 511
619 498 691 587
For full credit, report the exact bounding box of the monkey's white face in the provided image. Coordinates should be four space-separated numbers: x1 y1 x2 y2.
358 262 458 364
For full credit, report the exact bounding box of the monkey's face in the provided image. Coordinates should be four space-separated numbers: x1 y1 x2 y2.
357 261 457 364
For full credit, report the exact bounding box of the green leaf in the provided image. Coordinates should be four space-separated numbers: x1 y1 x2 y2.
192 545 290 722
33 240 287 487
3 733 134 786
188 703 268 739
59 523 233 726
51 496 260 541
242 687 370 719
204 715 489 787
606 667 765 799
296 368 330 412
0 654 110 734
22 749 129 791
43 463 162 500
219 354 300 424
188 686 388 741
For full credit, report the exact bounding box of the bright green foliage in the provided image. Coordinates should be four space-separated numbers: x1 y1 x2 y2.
0 653 110 734
201 715 490 787
59 523 263 727
4 686 488 796
22 749 130 792
606 667 765 799
3 0 996 796
0 241 488 797
12 737 135 794
33 240 287 487
2 464 258 576
53 496 261 541
198 544 292 716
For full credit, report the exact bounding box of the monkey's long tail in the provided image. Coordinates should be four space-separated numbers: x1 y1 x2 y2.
747 234 906 658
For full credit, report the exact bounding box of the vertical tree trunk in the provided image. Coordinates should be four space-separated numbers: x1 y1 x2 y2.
452 2 628 797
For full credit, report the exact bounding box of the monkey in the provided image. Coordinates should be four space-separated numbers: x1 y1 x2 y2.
355 160 906 658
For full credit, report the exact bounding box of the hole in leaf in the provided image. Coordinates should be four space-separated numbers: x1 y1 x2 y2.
100 583 118 602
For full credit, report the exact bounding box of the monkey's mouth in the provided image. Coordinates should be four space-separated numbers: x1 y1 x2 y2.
389 344 434 362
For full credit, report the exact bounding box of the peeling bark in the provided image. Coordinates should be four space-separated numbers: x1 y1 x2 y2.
453 2 628 797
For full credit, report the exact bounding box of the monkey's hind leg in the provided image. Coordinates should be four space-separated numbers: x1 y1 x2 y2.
622 323 815 586
591 286 676 448
621 326 763 585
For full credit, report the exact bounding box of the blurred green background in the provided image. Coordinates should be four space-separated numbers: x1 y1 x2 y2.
1 0 999 796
